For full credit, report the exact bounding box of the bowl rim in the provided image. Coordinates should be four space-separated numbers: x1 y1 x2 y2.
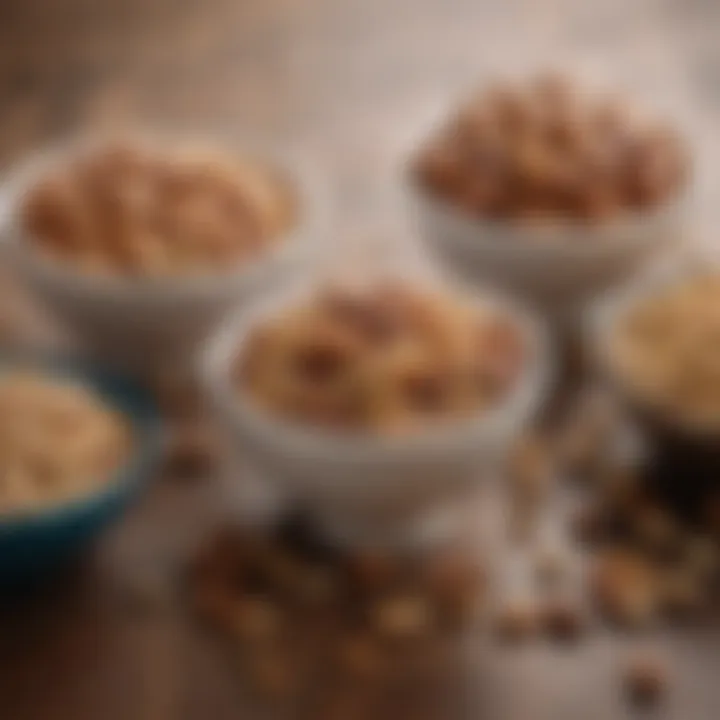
406 169 693 262
201 274 553 468
0 131 329 304
589 252 720 438
0 352 163 530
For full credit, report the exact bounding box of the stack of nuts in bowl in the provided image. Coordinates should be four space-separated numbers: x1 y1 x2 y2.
412 74 688 224
235 281 527 433
0 371 130 515
20 141 296 277
608 272 720 428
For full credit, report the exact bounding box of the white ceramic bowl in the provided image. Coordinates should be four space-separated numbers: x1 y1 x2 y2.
590 252 718 433
0 136 326 378
202 277 552 549
407 176 691 328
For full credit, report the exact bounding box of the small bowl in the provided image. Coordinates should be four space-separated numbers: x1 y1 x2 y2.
406 164 691 331
201 277 551 549
0 135 326 379
0 354 162 584
591 256 720 519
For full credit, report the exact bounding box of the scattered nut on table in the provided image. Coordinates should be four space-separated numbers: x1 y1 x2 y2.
623 650 669 707
494 598 539 642
591 550 659 629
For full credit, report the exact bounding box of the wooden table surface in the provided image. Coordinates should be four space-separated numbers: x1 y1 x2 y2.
1 1 720 718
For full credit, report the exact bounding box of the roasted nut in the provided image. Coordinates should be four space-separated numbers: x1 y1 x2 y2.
336 632 384 677
540 597 586 642
534 544 571 588
658 567 705 619
555 392 617 480
236 282 526 432
570 504 615 547
591 550 659 628
348 551 399 592
21 141 295 278
683 534 719 580
164 424 218 478
371 594 432 639
623 651 668 707
425 550 486 624
413 74 688 223
493 599 539 642
229 596 282 642
508 432 555 506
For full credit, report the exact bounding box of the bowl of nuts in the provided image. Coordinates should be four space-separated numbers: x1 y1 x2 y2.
202 274 550 549
408 74 691 325
0 134 322 377
0 355 161 582
593 257 720 518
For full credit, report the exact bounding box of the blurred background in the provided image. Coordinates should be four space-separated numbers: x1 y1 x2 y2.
1 1 720 719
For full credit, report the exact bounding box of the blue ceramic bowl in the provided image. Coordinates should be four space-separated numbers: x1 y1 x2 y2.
0 354 162 585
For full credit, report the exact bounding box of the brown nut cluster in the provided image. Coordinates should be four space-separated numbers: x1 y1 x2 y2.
0 371 130 514
610 273 720 429
236 281 527 433
20 141 296 277
191 518 486 703
412 74 688 224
